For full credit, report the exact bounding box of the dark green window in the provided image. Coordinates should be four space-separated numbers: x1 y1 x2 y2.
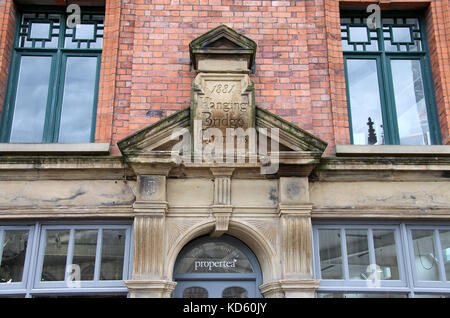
0 8 104 143
341 12 441 145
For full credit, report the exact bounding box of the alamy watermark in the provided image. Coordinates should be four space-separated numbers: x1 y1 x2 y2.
66 4 81 29
366 4 381 29
170 120 280 174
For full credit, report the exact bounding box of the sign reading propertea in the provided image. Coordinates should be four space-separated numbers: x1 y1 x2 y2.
192 73 255 133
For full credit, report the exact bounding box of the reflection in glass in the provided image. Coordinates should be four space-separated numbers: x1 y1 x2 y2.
0 231 29 283
41 230 70 281
317 292 407 298
349 27 368 42
10 56 52 142
222 287 248 298
318 229 343 279
346 59 384 145
58 57 97 142
72 230 98 281
373 230 400 280
414 293 450 298
391 60 431 145
439 230 450 281
100 230 126 280
176 241 253 274
346 230 370 280
412 230 440 281
183 287 208 298
30 23 50 39
392 27 412 43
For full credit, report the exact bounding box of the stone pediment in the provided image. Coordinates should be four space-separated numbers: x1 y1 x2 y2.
118 106 327 167
118 25 327 175
189 24 257 72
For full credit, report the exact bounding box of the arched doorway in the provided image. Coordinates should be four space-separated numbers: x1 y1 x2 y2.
172 235 263 298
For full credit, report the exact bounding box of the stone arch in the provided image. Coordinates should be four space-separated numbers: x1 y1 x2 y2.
165 218 278 288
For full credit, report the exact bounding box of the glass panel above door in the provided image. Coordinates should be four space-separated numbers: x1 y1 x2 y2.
176 241 253 274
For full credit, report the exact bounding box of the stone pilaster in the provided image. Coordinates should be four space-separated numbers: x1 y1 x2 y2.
276 177 320 297
127 169 175 297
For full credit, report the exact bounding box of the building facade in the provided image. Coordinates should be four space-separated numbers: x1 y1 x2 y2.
0 0 449 298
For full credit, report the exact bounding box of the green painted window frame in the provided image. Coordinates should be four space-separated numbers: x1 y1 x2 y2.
0 6 104 143
341 11 442 145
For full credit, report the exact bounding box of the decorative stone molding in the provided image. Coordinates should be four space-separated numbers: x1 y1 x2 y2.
210 205 232 237
259 279 320 298
125 280 177 298
132 201 168 216
278 204 313 216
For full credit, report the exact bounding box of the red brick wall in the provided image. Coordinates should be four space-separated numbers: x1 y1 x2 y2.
99 0 353 154
0 0 448 153
0 0 16 119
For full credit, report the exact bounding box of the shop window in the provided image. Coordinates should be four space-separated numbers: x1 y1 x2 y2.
341 12 441 145
313 222 450 298
0 222 132 298
0 8 104 143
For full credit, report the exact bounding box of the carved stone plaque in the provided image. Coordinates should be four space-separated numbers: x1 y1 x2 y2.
192 73 255 135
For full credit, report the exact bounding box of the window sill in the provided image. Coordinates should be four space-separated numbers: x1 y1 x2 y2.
0 143 110 155
336 145 450 157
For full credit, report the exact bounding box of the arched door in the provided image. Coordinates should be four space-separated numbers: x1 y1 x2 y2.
172 235 262 298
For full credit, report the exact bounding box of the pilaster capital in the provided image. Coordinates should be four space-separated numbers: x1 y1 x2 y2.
125 280 177 298
133 201 168 217
259 279 320 298
278 204 313 217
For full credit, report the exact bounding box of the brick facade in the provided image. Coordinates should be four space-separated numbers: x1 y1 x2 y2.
0 0 448 154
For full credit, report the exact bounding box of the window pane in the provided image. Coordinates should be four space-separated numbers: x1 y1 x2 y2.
183 287 208 298
346 230 370 280
58 57 98 142
373 230 400 280
349 27 368 42
30 23 50 40
392 27 411 43
317 292 407 298
439 230 450 281
0 230 29 283
346 59 384 145
390 60 431 145
10 56 52 142
318 229 343 279
411 230 440 281
72 230 98 281
100 229 126 280
75 24 95 40
41 230 70 281
222 287 248 298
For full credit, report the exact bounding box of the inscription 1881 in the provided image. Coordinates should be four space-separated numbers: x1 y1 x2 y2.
197 78 252 130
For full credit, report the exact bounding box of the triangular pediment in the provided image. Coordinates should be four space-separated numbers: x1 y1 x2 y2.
118 106 327 162
189 25 257 71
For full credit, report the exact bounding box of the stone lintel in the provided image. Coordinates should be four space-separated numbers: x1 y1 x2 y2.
259 279 320 298
336 145 450 157
0 143 110 155
125 280 177 298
